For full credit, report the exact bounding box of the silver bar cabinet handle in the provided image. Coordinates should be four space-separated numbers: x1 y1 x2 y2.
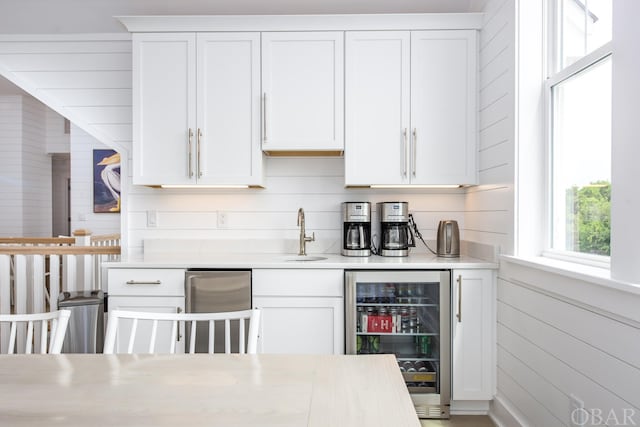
126 280 162 285
402 128 408 176
188 128 194 178
456 274 462 323
412 128 417 177
197 128 202 178
262 93 267 142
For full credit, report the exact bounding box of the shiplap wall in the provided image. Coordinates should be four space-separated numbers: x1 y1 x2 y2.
21 96 51 236
46 107 70 154
0 95 51 236
465 0 514 255
0 35 129 240
496 260 640 427
0 95 24 235
0 35 132 154
128 157 467 254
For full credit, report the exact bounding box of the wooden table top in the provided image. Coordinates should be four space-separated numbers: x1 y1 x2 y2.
0 353 421 427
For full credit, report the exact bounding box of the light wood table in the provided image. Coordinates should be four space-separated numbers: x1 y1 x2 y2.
0 353 421 427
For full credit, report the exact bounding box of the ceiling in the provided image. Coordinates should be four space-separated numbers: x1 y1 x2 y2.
0 0 487 94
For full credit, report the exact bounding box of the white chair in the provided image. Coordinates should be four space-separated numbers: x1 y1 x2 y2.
0 310 71 354
103 309 261 355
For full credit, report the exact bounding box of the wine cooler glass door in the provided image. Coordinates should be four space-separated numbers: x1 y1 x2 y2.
345 270 450 418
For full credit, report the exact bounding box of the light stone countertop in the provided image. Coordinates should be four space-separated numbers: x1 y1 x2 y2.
0 353 421 427
106 252 497 270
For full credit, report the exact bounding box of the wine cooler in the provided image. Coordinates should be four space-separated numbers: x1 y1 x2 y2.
345 270 451 419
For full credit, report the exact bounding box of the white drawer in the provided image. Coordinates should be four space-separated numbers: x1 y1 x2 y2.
107 268 185 296
253 269 343 297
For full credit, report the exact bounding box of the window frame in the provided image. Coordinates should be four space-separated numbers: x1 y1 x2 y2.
543 0 612 268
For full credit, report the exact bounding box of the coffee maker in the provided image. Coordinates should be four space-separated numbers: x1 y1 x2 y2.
342 202 371 257
378 202 414 257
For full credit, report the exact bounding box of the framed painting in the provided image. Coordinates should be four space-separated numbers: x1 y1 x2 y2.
93 149 121 213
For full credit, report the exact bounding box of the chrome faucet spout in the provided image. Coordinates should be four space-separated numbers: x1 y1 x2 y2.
297 208 315 256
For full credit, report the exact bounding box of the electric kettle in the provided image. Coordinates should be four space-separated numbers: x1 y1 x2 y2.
436 220 460 258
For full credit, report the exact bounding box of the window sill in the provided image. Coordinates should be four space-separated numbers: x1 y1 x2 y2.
500 254 640 297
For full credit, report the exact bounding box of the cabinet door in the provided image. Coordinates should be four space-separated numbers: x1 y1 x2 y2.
410 31 477 185
196 33 263 186
107 296 186 354
345 31 410 186
451 269 494 400
253 296 344 355
133 33 196 185
261 32 344 152
252 269 344 355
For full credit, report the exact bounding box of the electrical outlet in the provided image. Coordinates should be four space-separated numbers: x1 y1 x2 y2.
147 210 158 227
569 394 585 427
218 211 228 228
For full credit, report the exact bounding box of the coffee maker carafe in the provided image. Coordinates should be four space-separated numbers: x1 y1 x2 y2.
342 202 371 257
378 202 414 257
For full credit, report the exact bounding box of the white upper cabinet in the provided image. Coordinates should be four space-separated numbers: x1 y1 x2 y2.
261 32 344 154
411 31 477 185
345 30 478 186
133 33 195 185
133 32 263 186
345 31 411 185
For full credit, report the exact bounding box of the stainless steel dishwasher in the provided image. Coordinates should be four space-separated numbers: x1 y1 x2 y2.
184 270 251 353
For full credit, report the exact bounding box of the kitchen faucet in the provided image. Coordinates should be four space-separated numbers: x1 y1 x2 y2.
297 208 315 256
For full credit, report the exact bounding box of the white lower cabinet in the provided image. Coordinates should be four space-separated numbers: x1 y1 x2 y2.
106 268 186 354
451 269 495 401
252 269 344 354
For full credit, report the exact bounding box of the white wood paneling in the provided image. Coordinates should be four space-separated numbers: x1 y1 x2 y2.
0 95 52 237
494 259 640 427
466 0 515 256
45 107 69 154
21 96 51 237
127 157 467 253
0 96 25 236
0 36 132 154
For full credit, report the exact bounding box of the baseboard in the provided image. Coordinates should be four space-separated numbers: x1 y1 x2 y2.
450 400 490 415
490 394 526 427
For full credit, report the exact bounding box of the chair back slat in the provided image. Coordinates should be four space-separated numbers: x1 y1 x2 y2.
39 319 47 353
128 318 138 354
208 320 214 353
103 309 261 355
149 320 159 354
8 323 17 354
25 321 34 354
169 320 178 354
189 320 197 354
224 319 231 354
239 318 246 354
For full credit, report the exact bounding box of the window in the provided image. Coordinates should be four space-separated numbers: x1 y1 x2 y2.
548 0 612 262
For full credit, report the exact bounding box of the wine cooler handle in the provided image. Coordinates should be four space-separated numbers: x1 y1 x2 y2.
456 274 462 323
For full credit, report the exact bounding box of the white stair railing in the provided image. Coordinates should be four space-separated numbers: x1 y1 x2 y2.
0 232 120 350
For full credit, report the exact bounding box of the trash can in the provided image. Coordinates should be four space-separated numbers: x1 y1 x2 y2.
58 290 105 353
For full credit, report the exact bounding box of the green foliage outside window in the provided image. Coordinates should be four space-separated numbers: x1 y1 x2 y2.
566 181 611 256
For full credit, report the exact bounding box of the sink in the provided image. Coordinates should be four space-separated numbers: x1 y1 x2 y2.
283 255 328 262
